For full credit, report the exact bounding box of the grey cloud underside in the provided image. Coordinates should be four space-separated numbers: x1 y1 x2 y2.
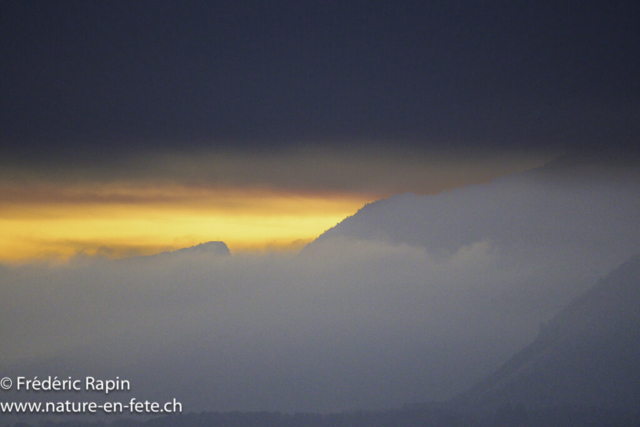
1 156 639 413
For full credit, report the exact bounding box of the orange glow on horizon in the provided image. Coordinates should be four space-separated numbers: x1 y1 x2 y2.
0 183 370 262
0 149 553 262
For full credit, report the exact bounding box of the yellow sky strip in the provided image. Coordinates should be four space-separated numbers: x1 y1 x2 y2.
0 149 553 262
0 184 370 262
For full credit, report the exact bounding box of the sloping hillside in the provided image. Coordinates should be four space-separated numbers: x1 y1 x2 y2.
455 254 640 411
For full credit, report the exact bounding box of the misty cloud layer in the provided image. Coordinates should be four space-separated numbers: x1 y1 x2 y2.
1 164 639 413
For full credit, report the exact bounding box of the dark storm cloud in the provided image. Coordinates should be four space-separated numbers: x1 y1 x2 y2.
1 0 639 162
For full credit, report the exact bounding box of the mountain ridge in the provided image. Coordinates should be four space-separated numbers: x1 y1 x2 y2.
117 241 231 263
306 153 640 255
453 254 640 412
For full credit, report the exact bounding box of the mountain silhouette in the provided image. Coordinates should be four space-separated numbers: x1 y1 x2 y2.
118 241 231 263
153 241 231 257
305 153 640 258
454 254 640 412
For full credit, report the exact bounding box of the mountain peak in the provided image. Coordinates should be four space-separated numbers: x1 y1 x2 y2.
156 241 231 258
118 241 231 263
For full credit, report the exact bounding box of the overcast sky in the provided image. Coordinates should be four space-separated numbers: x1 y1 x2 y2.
2 0 639 164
